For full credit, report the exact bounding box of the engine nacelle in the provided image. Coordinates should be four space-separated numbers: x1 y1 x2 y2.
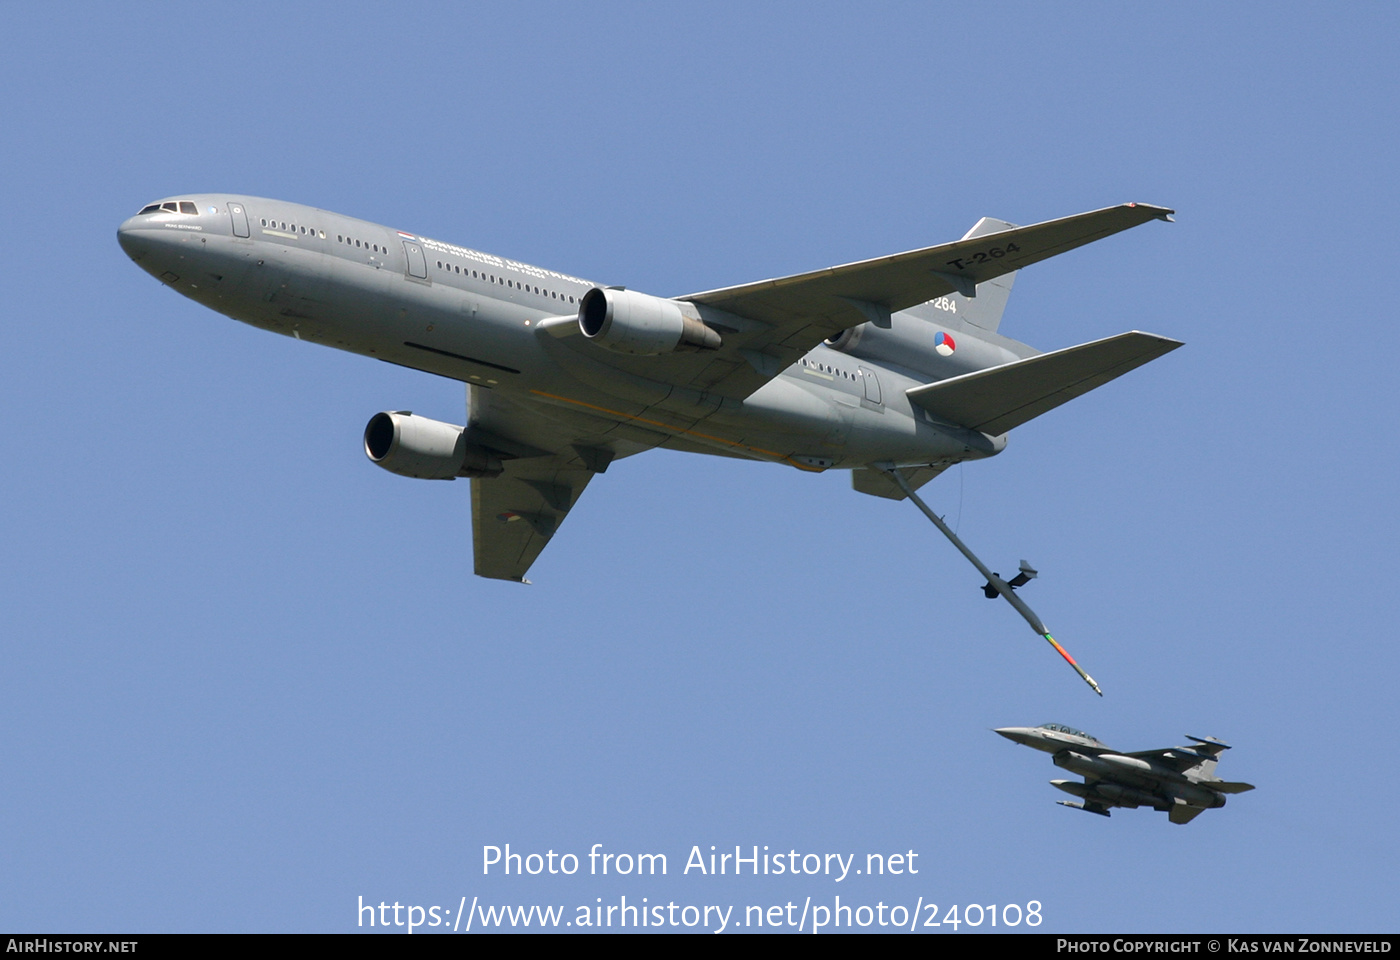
578 287 721 355
363 411 503 480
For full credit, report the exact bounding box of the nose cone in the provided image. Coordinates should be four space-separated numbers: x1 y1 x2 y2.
994 727 1039 747
117 215 152 262
117 210 190 283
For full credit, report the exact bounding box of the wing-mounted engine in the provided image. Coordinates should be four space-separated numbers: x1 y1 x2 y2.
579 287 721 355
825 310 1026 380
363 411 503 480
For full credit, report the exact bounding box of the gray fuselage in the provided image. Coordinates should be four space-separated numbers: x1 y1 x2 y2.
117 194 1017 472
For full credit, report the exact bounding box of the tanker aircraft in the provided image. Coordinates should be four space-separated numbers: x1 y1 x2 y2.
996 725 1255 823
117 196 1179 587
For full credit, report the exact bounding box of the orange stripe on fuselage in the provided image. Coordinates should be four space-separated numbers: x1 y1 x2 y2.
526 389 825 471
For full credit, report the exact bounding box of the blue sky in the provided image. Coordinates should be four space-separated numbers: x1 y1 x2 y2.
2 2 1397 933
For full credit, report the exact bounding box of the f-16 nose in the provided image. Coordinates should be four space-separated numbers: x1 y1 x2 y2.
994 727 1037 746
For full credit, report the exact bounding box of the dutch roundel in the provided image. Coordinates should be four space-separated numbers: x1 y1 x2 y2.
934 331 956 357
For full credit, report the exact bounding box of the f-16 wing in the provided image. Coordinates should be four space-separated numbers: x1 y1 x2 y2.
550 203 1173 401
1121 746 1220 773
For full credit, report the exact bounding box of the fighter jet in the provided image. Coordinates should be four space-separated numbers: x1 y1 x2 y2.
995 725 1254 824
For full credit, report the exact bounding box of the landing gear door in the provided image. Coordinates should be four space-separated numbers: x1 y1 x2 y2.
859 365 883 405
403 241 429 281
227 201 250 238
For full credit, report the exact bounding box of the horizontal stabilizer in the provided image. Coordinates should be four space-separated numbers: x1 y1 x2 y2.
906 331 1183 436
1186 735 1232 755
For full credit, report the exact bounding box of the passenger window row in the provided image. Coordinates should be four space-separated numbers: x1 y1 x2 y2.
336 234 387 254
259 217 326 239
433 258 577 304
802 357 857 380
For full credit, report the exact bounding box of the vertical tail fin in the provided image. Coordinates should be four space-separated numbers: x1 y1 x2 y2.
904 216 1018 333
1179 736 1232 779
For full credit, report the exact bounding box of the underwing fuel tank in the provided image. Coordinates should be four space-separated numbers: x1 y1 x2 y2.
1051 780 1162 809
1054 751 1154 782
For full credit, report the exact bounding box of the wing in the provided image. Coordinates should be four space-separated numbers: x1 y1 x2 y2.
472 457 594 582
467 387 610 582
547 203 1173 401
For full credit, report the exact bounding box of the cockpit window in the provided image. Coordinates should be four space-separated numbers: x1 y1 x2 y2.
138 201 199 215
1038 723 1099 742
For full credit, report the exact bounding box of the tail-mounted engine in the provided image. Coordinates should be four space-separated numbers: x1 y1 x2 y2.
363 411 503 480
578 287 721 355
825 313 1023 379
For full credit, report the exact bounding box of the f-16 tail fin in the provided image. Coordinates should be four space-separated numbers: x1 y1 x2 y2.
905 331 1183 436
